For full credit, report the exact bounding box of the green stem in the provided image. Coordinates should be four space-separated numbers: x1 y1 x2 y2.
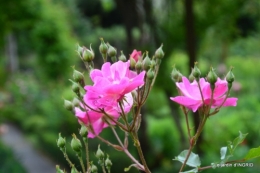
179 114 208 172
130 106 142 132
182 106 191 139
132 132 151 173
101 163 107 173
77 153 86 173
109 126 145 171
196 79 206 112
96 135 123 151
62 150 75 169
83 137 90 170
119 102 131 130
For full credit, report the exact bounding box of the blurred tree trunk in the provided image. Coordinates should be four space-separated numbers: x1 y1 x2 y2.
184 0 203 154
114 0 139 51
5 33 18 73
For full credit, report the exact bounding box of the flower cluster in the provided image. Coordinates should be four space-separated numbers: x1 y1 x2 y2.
75 60 145 138
170 77 238 112
170 64 238 114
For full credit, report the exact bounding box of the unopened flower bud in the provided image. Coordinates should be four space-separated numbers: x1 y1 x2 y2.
154 44 164 59
64 99 73 111
72 98 80 107
56 165 65 173
82 47 94 62
99 38 108 55
147 69 155 80
69 80 80 94
79 125 88 137
171 65 182 82
135 60 142 71
96 145 104 159
142 52 151 71
91 164 98 173
192 62 201 79
207 67 218 87
77 45 83 56
73 69 84 83
150 59 156 68
226 67 235 89
119 51 127 62
107 43 117 57
226 67 235 83
189 69 195 82
71 166 78 173
105 155 112 170
130 57 136 69
71 134 82 153
57 133 66 149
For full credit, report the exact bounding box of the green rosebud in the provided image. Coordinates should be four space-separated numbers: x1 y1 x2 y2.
150 59 156 68
72 69 84 84
135 60 142 71
192 62 201 79
71 134 82 153
171 65 182 82
142 52 151 71
207 67 218 87
71 166 78 173
154 44 164 59
118 51 127 62
64 99 73 111
72 98 80 107
77 45 83 56
107 43 117 57
79 125 88 137
226 67 235 83
69 80 80 94
57 133 66 149
226 67 235 90
130 57 136 69
56 165 65 173
96 145 104 159
99 38 108 55
105 155 112 170
82 46 94 62
91 164 98 173
189 69 195 82
147 68 155 80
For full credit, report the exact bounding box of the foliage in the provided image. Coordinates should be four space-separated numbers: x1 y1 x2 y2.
0 141 26 173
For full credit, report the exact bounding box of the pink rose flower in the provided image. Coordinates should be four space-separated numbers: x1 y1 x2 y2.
170 77 238 112
130 49 142 62
87 61 145 101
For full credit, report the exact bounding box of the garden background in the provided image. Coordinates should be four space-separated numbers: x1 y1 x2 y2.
0 0 260 172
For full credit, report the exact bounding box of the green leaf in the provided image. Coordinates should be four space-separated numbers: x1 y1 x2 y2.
174 150 201 167
180 167 198 173
219 131 248 163
244 146 260 160
231 131 248 153
124 164 138 172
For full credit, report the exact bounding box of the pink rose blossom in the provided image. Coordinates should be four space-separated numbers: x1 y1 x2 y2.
170 77 238 112
130 49 142 62
88 61 145 101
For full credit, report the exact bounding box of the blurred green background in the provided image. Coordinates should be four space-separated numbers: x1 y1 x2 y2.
0 0 260 172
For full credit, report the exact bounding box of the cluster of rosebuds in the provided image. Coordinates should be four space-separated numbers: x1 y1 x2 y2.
56 125 112 173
